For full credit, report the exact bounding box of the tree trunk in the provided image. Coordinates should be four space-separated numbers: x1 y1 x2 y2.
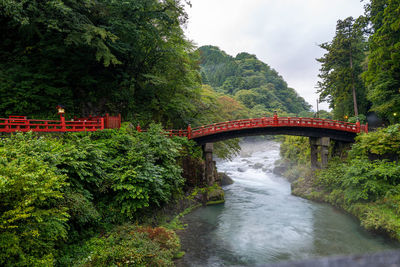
349 41 359 117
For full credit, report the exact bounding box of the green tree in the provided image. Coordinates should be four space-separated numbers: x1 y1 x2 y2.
363 0 400 123
317 17 368 120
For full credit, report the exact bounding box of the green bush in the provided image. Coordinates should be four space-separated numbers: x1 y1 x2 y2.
0 133 69 266
0 125 189 265
280 136 310 165
75 224 180 267
351 124 400 158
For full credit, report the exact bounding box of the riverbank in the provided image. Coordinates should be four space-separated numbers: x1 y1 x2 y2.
291 173 400 241
278 125 400 242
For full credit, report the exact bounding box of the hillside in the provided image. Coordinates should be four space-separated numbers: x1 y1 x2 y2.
198 46 311 115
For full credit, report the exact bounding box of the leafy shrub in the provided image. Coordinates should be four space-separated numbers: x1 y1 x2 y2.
0 133 69 266
351 124 400 158
108 124 184 218
57 135 109 194
316 159 398 205
76 224 180 267
280 136 310 165
348 114 366 123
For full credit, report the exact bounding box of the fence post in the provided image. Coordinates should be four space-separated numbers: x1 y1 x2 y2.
273 111 278 126
5 119 9 132
100 118 104 130
118 113 121 128
356 120 361 133
61 115 66 131
105 113 109 129
187 124 192 139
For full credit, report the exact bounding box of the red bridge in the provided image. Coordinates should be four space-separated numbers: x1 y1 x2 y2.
160 115 368 177
162 115 367 144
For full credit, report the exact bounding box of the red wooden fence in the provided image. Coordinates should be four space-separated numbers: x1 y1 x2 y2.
74 113 121 129
0 113 121 133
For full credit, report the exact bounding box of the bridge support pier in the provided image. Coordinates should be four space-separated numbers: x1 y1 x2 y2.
309 137 330 169
203 143 215 185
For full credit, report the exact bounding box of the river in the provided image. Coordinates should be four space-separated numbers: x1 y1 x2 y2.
177 139 399 266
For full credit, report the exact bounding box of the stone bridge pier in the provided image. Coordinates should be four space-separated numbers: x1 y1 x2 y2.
309 137 330 169
203 143 215 185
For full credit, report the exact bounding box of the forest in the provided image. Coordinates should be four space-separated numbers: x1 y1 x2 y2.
0 0 400 265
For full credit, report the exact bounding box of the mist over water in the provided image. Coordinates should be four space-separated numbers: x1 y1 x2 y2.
177 140 399 266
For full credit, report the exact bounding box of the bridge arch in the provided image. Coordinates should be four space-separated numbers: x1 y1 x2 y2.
180 116 368 185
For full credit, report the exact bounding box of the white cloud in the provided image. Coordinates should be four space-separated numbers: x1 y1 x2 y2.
184 0 364 111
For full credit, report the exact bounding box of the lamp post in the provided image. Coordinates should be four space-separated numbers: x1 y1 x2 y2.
56 105 66 130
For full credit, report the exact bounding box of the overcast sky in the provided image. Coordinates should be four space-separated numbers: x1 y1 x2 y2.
183 0 365 111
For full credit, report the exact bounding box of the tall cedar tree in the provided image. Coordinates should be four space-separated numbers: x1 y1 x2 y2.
317 17 368 120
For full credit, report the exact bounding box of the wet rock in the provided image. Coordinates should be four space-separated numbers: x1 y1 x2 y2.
237 167 246 172
273 165 287 175
252 163 263 169
219 172 234 186
273 161 289 176
206 186 225 205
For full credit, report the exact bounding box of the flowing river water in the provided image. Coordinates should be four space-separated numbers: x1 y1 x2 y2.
177 139 399 266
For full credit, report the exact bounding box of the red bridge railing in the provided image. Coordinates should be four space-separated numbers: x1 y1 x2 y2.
74 113 121 129
137 116 368 139
0 114 367 137
189 117 368 139
0 113 121 133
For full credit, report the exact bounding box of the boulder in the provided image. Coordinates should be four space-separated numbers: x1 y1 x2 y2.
219 172 234 186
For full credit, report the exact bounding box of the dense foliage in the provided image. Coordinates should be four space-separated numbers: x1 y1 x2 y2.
198 46 311 116
0 0 201 127
0 126 192 266
363 0 400 123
